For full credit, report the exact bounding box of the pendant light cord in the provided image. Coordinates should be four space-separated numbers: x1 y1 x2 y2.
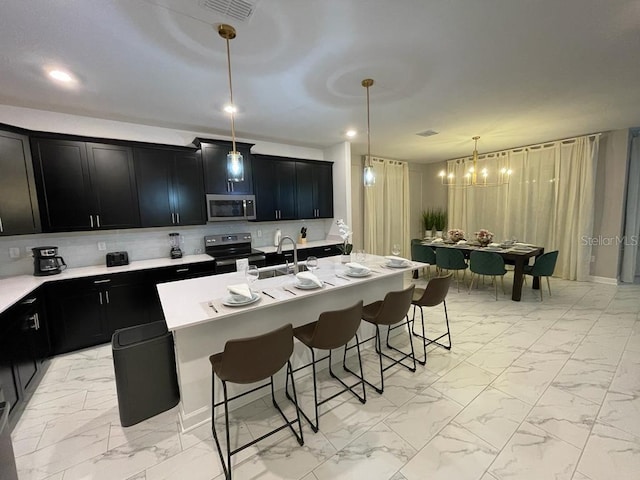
366 84 371 166
225 37 237 153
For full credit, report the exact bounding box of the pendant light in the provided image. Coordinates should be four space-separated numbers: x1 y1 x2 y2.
218 24 244 183
362 78 375 187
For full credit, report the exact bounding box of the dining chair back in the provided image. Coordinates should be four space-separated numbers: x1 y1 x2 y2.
435 248 468 291
411 242 436 279
411 273 453 364
468 251 507 300
524 250 559 301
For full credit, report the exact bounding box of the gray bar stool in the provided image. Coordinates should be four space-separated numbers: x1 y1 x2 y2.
210 324 303 480
410 273 453 365
346 285 416 394
286 301 365 432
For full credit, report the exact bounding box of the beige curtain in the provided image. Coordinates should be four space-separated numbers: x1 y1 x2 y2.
448 135 599 280
364 156 411 257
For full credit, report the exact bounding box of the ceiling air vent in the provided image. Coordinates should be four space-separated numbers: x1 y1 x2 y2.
199 0 259 22
416 129 439 137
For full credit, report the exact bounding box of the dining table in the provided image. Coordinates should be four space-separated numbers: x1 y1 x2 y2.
421 240 544 301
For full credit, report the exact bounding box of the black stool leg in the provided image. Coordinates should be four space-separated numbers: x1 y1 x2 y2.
211 375 232 480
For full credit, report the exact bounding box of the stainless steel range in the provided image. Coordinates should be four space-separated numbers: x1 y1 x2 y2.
205 233 266 274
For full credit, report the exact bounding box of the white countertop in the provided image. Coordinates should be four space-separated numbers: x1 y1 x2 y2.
158 255 421 331
0 254 214 315
257 239 341 254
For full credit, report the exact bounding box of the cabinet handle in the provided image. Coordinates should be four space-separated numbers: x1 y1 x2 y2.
96 215 101 228
93 279 111 284
90 215 94 228
0 216 3 233
99 292 103 305
28 314 38 330
176 213 180 224
105 291 110 304
171 213 175 224
176 268 189 273
323 247 331 252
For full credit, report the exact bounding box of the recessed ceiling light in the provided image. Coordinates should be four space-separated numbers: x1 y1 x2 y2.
47 69 75 83
223 104 237 114
345 129 357 138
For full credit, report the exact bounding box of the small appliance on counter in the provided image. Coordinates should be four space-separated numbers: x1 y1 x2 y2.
106 251 129 267
32 246 67 276
169 233 183 259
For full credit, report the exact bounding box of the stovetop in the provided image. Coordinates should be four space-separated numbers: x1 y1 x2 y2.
204 233 265 260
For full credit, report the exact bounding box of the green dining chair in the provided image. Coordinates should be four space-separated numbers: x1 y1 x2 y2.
468 251 507 300
524 250 559 301
411 242 436 279
435 248 468 292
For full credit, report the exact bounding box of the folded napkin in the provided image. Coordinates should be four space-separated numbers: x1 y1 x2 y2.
345 262 370 273
384 255 407 265
431 238 444 243
227 283 253 301
515 242 536 247
296 271 323 287
457 240 467 245
488 242 501 247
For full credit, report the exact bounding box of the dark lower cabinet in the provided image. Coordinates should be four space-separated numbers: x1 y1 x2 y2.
0 291 48 421
264 244 342 266
47 272 162 355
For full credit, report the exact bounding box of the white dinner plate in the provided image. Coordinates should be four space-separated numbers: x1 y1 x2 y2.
222 292 261 307
294 281 323 290
346 269 371 277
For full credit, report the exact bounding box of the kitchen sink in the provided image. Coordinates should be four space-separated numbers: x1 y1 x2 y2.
257 263 308 279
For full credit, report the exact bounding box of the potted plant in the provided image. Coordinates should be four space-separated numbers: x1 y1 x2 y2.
336 219 353 262
422 208 447 238
422 209 434 238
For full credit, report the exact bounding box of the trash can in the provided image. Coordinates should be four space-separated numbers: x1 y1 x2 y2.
112 321 180 427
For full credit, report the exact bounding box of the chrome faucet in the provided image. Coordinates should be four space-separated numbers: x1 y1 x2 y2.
277 236 298 274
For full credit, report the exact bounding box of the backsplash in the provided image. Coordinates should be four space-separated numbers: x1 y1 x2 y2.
0 219 332 277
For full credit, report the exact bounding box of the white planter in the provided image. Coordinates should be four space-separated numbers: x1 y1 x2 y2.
436 231 443 239
341 254 351 263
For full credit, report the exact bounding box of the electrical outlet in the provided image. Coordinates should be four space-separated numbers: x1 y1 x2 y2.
25 246 34 256
9 247 20 258
97 241 107 251
257 230 262 237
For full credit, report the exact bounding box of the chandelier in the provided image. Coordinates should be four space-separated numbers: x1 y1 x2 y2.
218 24 244 183
439 136 512 187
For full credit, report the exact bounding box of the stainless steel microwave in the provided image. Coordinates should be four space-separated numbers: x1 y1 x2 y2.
206 194 256 222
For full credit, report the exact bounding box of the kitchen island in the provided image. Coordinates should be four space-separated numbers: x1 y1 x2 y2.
157 255 422 431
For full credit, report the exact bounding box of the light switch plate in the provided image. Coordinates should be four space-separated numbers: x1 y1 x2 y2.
97 242 107 251
9 247 20 258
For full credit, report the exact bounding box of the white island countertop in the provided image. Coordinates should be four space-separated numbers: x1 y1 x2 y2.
157 254 420 331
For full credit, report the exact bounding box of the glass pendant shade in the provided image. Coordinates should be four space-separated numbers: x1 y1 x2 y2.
227 151 244 182
363 165 375 186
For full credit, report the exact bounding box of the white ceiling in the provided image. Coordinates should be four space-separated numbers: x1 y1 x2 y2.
1 0 639 162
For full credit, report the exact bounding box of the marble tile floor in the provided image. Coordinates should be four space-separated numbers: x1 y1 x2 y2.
10 275 640 480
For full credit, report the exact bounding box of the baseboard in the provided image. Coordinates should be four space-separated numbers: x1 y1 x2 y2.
588 275 618 285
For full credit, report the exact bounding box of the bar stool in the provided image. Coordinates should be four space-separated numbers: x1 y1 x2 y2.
410 273 453 365
286 301 365 432
210 324 303 480
346 285 416 394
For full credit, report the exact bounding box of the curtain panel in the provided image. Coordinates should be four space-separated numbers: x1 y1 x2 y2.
621 132 640 283
447 135 599 281
364 156 411 257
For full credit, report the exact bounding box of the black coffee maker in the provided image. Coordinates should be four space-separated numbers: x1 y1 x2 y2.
32 246 67 276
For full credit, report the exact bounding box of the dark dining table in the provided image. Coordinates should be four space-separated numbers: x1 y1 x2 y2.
421 241 545 301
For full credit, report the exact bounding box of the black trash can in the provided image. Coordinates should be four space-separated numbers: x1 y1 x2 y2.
112 321 180 427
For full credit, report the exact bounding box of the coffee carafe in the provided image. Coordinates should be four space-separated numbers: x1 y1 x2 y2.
169 233 183 259
32 246 67 276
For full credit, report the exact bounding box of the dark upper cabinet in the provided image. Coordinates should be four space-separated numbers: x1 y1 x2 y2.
196 139 254 194
31 138 140 232
134 148 205 227
0 130 41 236
252 154 297 221
295 160 333 219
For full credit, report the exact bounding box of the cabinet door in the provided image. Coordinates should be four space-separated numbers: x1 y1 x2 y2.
32 138 93 231
49 286 107 354
253 157 279 221
0 131 39 235
105 282 158 333
0 327 19 413
295 162 315 219
173 151 206 225
201 141 254 194
315 162 334 218
87 143 140 229
274 160 297 220
134 148 174 227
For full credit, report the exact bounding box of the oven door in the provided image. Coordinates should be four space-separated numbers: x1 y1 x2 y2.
214 254 266 274
206 194 256 222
